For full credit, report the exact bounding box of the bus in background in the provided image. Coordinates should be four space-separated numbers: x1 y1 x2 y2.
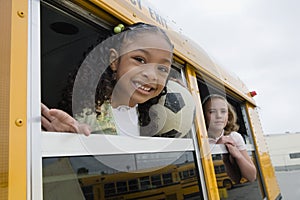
76 161 202 200
177 162 201 199
0 0 281 199
213 157 248 190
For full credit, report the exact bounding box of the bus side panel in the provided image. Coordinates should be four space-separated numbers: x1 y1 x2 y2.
0 1 12 199
0 0 28 200
246 104 281 200
185 65 219 200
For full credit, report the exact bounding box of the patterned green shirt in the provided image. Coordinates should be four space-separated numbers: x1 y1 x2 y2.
74 101 117 135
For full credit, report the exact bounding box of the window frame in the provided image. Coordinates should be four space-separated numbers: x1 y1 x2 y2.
30 1 205 200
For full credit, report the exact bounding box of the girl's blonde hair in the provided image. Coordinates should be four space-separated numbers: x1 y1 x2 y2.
202 94 239 135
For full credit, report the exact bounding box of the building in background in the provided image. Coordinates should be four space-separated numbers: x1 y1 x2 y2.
265 132 300 171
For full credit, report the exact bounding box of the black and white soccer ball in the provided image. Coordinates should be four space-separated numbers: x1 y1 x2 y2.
151 80 196 138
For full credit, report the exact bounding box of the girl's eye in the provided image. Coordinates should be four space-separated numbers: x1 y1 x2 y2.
134 57 146 64
157 65 169 73
209 110 216 114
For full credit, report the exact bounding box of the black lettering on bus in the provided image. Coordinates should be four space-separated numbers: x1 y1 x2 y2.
130 0 142 10
148 7 168 29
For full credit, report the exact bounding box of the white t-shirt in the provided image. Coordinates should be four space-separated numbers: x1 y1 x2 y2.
209 131 246 151
112 105 140 137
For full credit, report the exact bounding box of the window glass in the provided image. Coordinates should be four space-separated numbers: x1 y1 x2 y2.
162 173 173 185
116 181 127 193
151 175 162 187
140 176 151 190
212 152 263 200
104 183 116 197
128 179 139 192
290 152 300 159
42 151 203 199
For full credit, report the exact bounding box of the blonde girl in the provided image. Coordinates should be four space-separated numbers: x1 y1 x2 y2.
203 94 256 182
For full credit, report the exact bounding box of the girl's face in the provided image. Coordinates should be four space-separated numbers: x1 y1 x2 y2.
204 98 229 133
110 32 172 107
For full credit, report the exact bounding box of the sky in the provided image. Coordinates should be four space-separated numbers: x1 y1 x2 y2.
150 0 300 134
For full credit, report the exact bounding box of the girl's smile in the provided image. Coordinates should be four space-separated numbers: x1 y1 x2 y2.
132 81 156 93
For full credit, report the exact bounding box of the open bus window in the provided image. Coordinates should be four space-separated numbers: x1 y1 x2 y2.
197 79 253 145
41 1 110 110
197 78 264 199
41 1 195 138
42 151 204 199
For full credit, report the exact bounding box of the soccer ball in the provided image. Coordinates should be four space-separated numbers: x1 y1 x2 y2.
150 80 196 138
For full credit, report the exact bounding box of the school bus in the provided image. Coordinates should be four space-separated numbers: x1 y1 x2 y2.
177 162 201 199
212 158 248 190
75 162 202 200
77 164 183 200
213 159 235 190
0 0 282 199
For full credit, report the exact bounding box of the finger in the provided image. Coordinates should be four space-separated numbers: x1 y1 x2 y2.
79 124 91 136
50 109 81 133
41 116 54 131
41 103 55 122
226 142 236 148
49 109 72 121
223 137 236 146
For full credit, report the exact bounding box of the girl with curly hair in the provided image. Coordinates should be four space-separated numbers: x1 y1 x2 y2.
41 22 173 137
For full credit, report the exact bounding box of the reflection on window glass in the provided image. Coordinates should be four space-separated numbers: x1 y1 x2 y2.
151 175 162 187
43 151 204 199
104 183 115 197
212 152 263 200
128 179 139 191
140 176 150 190
116 181 127 193
162 173 173 185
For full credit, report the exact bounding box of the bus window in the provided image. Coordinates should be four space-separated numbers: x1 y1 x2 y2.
198 78 265 199
128 179 138 191
151 175 162 187
41 1 195 139
42 151 204 199
41 1 110 110
212 153 263 199
39 1 202 200
116 181 127 193
140 176 151 190
162 173 173 185
104 183 116 197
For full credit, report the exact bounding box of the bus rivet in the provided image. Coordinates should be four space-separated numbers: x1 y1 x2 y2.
17 11 25 18
15 118 23 127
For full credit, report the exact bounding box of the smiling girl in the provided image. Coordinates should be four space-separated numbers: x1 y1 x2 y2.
203 94 257 182
41 23 174 137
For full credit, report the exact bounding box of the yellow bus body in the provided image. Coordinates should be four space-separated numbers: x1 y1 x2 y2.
0 1 28 200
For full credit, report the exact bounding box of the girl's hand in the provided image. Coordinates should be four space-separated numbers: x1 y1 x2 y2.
217 136 242 158
41 103 91 136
